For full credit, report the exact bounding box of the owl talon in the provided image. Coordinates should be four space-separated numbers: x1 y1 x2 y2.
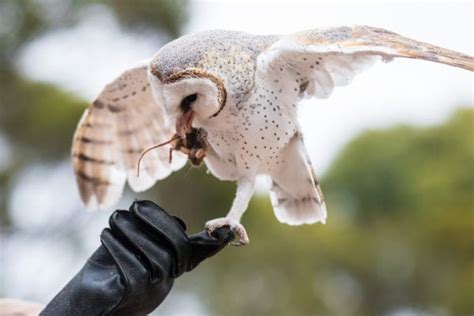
206 217 249 246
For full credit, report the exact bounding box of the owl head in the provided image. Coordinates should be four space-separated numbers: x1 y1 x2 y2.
147 30 277 136
148 64 226 137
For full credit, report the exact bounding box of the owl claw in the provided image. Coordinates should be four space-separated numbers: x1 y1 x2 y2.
206 217 249 246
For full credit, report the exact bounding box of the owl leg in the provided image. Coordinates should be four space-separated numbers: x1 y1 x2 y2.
206 177 255 246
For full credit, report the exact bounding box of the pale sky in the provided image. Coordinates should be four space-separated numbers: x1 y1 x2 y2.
18 1 473 173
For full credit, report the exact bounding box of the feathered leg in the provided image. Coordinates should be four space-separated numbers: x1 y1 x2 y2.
206 177 254 245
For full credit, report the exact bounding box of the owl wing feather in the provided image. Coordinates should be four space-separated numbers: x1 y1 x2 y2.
257 25 472 224
258 25 473 99
269 133 327 225
72 61 186 209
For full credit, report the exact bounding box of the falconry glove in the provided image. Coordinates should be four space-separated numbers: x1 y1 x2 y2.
41 200 234 316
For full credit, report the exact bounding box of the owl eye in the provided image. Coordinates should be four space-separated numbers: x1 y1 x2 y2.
180 93 198 112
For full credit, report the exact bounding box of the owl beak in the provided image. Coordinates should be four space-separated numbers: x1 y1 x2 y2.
176 110 195 137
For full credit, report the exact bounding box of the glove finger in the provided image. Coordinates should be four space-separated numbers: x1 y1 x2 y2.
187 226 235 271
109 210 173 283
172 216 187 231
101 228 149 292
129 200 190 277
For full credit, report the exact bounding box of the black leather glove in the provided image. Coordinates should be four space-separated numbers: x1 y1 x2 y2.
41 200 234 316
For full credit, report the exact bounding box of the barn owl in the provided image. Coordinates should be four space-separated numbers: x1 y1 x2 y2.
72 26 473 245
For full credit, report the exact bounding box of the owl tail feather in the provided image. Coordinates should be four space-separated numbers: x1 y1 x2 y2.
268 133 327 226
270 186 327 225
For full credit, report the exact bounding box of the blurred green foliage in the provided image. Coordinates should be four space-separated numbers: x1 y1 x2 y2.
0 72 85 226
0 1 472 315
0 0 188 71
0 71 85 161
97 0 187 37
324 109 474 220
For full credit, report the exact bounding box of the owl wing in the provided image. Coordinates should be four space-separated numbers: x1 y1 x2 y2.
257 25 473 99
269 133 326 225
72 61 186 209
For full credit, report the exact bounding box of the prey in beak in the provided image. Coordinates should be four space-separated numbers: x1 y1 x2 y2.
176 92 197 137
136 94 208 176
175 109 195 137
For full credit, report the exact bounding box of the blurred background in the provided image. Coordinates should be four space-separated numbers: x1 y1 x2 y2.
0 0 472 315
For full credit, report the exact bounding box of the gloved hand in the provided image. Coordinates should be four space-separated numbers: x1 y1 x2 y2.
41 200 234 316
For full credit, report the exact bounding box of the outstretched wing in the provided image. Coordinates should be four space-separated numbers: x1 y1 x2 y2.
72 62 186 209
257 25 473 98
